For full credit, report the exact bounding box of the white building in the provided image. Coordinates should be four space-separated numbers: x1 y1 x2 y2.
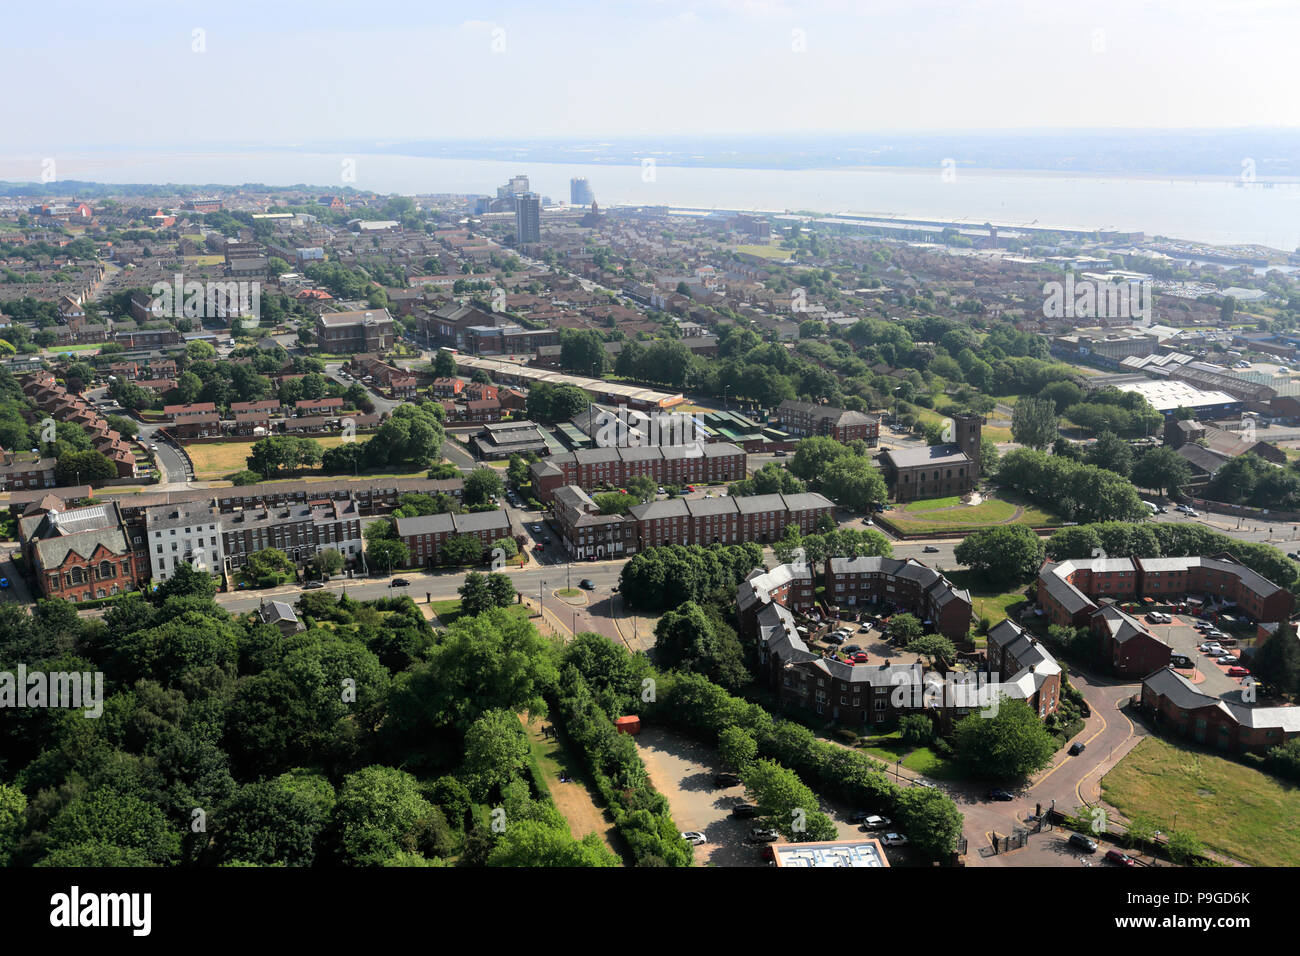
146 503 225 581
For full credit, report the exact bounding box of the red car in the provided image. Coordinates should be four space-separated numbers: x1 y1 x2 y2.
1105 849 1137 867
1228 666 1251 677
846 652 869 664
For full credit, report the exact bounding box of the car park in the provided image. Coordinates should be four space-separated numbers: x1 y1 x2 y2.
1068 833 1098 852
680 831 707 846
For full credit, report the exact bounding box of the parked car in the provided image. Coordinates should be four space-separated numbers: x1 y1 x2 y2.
842 644 862 654
987 789 1014 801
1216 655 1239 665
0 578 9 589
922 545 939 553
825 633 846 645
880 833 909 847
731 803 759 819
845 652 868 664
714 773 741 788
391 578 410 587
1068 833 1098 852
303 581 325 590
748 827 780 843
1170 654 1193 668
579 579 596 590
531 524 542 533
912 779 936 789
760 844 776 862
1228 666 1251 677
1069 741 1086 756
680 831 707 846
859 815 891 831
1105 849 1137 867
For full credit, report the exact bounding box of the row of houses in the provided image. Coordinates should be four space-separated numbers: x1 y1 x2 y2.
16 476 466 602
21 372 138 478
394 509 517 567
548 486 835 559
530 442 747 500
1038 555 1294 633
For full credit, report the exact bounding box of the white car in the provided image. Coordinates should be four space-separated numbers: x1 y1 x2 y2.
680 831 707 846
880 833 909 847
1217 655 1239 665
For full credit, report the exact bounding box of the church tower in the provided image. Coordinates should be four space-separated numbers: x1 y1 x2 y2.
952 412 982 479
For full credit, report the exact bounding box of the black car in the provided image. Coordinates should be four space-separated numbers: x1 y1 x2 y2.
714 773 742 788
1069 741 1086 756
730 803 759 819
1068 833 1098 853
579 579 596 590
987 789 1014 801
391 578 410 587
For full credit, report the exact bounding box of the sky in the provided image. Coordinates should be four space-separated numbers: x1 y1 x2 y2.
2 0 1298 153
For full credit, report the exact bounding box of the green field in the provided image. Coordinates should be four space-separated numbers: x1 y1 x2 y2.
429 598 532 628
944 569 1029 627
884 494 1061 536
734 244 794 260
1102 736 1300 867
186 435 368 480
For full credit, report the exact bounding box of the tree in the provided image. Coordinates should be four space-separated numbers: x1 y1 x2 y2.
1131 445 1193 497
954 525 1045 588
55 450 115 485
717 725 758 772
240 548 296 586
821 456 887 512
952 697 1056 778
653 602 749 690
332 766 441 866
310 549 345 577
893 785 964 860
464 467 503 507
462 708 531 799
214 780 329 867
1250 624 1300 698
906 634 957 667
458 572 494 616
887 612 923 645
898 714 933 746
626 474 658 502
740 759 837 842
152 562 217 603
443 534 486 566
366 537 409 574
486 572 516 608
788 436 850 484
1011 397 1059 450
433 350 458 377
485 818 619 867
1085 431 1133 478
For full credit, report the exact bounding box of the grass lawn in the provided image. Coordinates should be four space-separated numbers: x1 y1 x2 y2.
1102 736 1300 867
44 343 102 354
556 587 581 598
884 493 1062 535
184 255 225 267
860 735 964 781
185 435 370 480
429 598 532 628
734 244 793 260
943 569 1029 626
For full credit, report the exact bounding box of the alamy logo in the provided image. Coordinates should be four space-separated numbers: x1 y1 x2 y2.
594 405 705 457
50 886 150 936
890 670 1002 717
0 665 103 718
1042 274 1151 326
150 273 261 324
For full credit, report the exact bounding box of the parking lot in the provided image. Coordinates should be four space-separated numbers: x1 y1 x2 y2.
637 725 919 866
1143 612 1252 700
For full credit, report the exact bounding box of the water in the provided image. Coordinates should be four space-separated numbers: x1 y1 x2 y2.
2 149 1297 251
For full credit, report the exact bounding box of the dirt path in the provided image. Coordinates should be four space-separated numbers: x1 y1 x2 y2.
522 715 621 859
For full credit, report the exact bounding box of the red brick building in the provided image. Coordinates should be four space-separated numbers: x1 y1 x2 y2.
20 501 149 602
530 443 746 502
776 400 879 446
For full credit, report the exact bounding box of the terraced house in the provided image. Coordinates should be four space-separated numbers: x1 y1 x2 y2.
824 556 974 643
629 492 834 549
530 443 746 502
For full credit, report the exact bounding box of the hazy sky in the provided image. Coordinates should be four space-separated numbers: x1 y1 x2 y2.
3 0 1298 152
